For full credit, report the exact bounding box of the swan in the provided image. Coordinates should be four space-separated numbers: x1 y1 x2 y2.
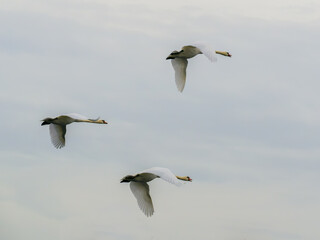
121 167 192 217
166 43 232 92
41 113 108 149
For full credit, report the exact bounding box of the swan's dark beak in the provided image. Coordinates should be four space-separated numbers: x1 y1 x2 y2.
227 52 232 57
41 122 49 126
166 56 173 60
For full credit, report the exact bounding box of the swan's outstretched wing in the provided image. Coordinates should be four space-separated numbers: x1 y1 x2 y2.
171 58 188 92
49 124 66 149
141 167 183 186
130 182 154 217
65 113 100 121
193 43 217 62
64 113 89 120
88 117 100 121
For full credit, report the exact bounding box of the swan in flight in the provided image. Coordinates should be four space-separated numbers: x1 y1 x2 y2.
121 167 192 217
41 113 108 149
166 43 232 92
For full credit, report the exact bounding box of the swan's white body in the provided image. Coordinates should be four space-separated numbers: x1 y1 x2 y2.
121 167 192 217
166 43 231 92
41 113 107 149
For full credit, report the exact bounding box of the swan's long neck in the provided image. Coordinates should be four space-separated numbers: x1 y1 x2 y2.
74 119 94 123
74 119 107 124
215 51 232 57
176 176 191 181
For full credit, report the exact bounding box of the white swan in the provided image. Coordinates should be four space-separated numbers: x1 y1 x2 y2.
121 167 192 217
41 113 108 149
166 43 232 92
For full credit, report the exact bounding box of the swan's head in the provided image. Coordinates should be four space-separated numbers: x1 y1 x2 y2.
215 51 232 57
185 176 192 182
99 119 108 124
41 118 54 125
88 118 108 124
182 176 192 182
120 175 135 183
166 50 180 60
177 176 192 182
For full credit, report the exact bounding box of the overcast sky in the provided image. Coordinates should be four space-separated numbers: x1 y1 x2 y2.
1 0 320 239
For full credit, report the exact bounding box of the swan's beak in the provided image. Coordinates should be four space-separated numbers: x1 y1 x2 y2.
227 52 232 57
41 122 49 126
166 56 174 60
102 120 108 124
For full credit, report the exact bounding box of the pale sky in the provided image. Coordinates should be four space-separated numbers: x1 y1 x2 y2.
1 0 320 239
